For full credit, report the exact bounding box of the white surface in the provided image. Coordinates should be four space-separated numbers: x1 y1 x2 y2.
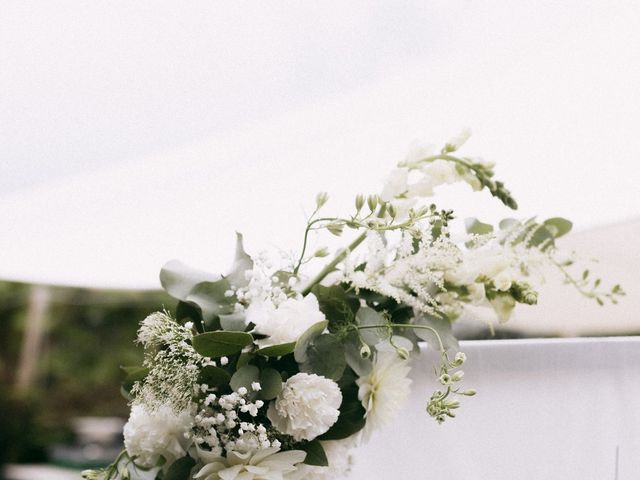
3 465 80 480
353 337 640 479
1 1 640 289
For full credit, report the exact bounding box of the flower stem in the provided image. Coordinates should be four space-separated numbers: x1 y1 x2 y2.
356 323 446 354
301 231 367 296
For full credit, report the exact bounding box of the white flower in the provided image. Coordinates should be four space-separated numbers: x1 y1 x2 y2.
251 294 326 349
267 373 342 441
446 127 472 151
380 167 409 201
493 269 514 291
288 438 357 480
194 447 306 480
123 404 194 468
490 294 516 323
356 351 412 442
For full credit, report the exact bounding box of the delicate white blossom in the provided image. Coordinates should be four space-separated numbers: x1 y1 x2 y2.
356 351 412 442
194 447 306 480
123 404 194 468
267 373 342 441
251 294 326 348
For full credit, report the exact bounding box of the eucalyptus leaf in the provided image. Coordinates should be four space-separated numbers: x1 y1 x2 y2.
160 260 220 299
230 365 260 393
226 232 253 288
465 217 494 235
255 342 296 357
543 217 573 238
258 367 283 400
164 456 195 480
300 440 328 467
413 314 458 352
192 331 253 357
356 307 387 346
198 366 231 388
294 320 328 363
311 284 359 333
219 312 247 332
343 332 373 376
300 334 346 381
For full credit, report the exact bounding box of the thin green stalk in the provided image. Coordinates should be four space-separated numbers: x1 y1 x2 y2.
301 231 367 296
356 322 446 353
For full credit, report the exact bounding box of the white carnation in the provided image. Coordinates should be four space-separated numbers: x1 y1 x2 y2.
251 294 326 348
356 351 412 443
267 373 342 441
123 404 194 468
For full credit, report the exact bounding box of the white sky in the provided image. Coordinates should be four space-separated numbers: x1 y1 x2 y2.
1 0 639 289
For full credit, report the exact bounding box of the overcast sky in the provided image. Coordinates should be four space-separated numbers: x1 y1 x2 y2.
1 0 639 288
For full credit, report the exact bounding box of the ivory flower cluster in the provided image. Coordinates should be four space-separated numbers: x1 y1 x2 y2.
85 131 621 480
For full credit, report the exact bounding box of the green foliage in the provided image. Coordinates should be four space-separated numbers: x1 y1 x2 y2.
298 334 346 381
311 284 359 334
413 314 459 352
256 368 283 400
294 321 328 363
198 366 232 388
299 440 328 466
164 456 196 480
255 342 296 357
229 365 260 393
465 217 494 235
192 331 253 357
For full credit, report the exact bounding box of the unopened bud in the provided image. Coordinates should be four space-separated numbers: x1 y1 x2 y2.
462 389 477 396
355 194 365 211
314 247 329 258
367 194 378 211
452 371 464 382
396 347 410 360
315 192 329 208
453 352 467 365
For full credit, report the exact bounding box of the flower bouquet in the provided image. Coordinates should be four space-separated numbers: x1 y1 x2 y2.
83 131 622 480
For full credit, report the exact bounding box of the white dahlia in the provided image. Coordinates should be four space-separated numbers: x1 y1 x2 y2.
356 350 412 442
194 447 306 480
267 373 342 441
250 294 326 349
123 404 194 468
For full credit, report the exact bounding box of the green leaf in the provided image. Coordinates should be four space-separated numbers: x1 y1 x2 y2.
527 224 555 250
258 367 283 400
312 284 359 333
160 260 235 323
294 320 328 363
164 456 196 480
255 342 296 357
192 331 253 357
356 306 387 346
230 365 260 392
499 218 519 230
413 314 458 352
319 383 366 440
219 312 247 331
465 217 494 235
300 334 346 381
198 366 231 388
300 440 328 467
160 260 220 299
543 217 573 238
226 232 253 288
